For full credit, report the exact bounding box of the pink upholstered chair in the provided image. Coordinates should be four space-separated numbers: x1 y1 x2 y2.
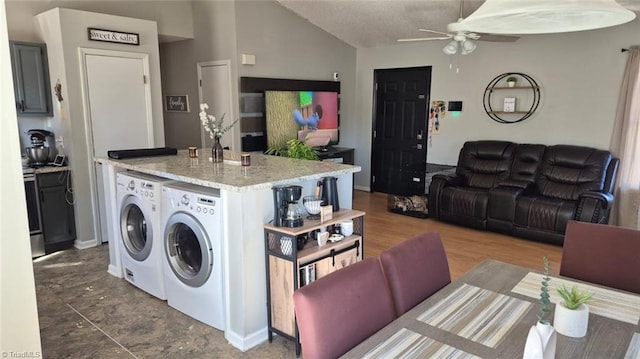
560 220 640 294
292 257 396 359
380 231 451 316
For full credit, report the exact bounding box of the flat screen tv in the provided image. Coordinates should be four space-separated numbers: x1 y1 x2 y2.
265 90 339 150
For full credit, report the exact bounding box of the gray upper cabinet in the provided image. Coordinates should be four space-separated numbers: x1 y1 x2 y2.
9 41 53 117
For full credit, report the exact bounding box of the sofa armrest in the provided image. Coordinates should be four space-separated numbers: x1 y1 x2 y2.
497 179 534 191
488 185 525 223
576 191 615 223
428 174 464 219
579 191 614 210
432 173 464 186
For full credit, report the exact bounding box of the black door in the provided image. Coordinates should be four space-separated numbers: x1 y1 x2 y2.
371 67 431 195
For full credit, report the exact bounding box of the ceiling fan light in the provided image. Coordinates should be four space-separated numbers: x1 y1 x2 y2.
459 0 636 34
443 40 459 55
460 40 476 55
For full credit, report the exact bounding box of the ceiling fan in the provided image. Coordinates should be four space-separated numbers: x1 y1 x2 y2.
398 0 519 55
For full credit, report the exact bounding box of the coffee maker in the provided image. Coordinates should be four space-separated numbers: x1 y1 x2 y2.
272 185 303 227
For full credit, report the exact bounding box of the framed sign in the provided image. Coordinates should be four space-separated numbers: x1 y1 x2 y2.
165 95 190 112
88 28 139 45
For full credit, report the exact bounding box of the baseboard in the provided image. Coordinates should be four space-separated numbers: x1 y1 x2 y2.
74 239 98 250
354 185 370 192
225 327 268 352
107 264 123 278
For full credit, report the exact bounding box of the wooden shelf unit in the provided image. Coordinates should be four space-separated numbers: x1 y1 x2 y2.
264 209 365 355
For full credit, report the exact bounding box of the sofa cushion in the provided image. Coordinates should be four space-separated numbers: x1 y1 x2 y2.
440 187 489 228
457 141 517 189
514 195 576 233
510 144 546 183
536 145 612 200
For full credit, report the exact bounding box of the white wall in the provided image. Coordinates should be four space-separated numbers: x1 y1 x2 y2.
354 21 636 189
234 0 357 154
6 0 193 42
159 1 357 156
160 0 239 150
35 8 165 247
7 0 194 153
0 0 42 352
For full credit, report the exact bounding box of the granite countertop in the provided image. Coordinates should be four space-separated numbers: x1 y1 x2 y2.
34 165 70 174
95 149 361 192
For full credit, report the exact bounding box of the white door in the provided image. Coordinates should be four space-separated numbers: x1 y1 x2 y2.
80 49 154 243
198 61 237 151
85 53 153 156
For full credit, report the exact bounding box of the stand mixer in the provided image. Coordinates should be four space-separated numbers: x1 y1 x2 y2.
25 129 56 167
272 185 303 227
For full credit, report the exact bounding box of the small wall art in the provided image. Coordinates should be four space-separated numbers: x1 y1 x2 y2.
165 95 190 112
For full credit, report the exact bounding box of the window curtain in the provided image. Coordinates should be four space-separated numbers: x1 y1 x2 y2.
610 46 640 229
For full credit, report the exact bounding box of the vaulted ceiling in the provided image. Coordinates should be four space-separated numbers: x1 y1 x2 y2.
276 0 640 48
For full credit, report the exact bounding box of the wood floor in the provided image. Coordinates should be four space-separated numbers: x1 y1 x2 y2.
352 190 563 280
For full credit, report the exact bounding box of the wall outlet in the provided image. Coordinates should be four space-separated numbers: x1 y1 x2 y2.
56 136 64 148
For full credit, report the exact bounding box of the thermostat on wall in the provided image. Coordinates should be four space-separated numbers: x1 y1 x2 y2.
53 154 66 166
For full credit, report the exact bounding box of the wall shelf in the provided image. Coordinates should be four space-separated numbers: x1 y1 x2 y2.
483 72 540 124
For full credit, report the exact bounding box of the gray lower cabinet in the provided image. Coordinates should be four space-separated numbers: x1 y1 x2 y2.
9 41 53 117
37 171 75 253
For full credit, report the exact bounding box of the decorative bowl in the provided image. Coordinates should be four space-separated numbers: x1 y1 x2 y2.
303 196 323 219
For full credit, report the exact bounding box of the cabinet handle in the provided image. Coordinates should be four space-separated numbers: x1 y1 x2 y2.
40 190 44 203
20 100 25 112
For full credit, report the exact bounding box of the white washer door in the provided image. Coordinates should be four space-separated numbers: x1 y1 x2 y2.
120 195 153 261
164 212 213 287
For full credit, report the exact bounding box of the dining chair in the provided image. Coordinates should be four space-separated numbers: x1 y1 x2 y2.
560 220 640 294
379 231 452 316
292 257 396 359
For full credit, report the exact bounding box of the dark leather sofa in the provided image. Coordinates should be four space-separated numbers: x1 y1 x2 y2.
428 141 619 245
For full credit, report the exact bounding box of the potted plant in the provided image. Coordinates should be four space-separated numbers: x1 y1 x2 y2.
507 76 518 87
553 285 593 338
524 256 557 359
266 139 319 160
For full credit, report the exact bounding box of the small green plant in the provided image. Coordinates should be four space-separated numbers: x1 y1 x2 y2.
537 256 552 324
507 76 517 83
557 285 593 310
266 139 319 160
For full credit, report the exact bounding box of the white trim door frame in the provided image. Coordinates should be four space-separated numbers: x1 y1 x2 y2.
197 60 237 151
78 48 154 246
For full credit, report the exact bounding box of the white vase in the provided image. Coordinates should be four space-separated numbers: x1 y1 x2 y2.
508 81 516 87
553 302 589 338
523 321 557 359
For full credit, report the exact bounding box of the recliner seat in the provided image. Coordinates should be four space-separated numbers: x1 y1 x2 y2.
429 141 619 245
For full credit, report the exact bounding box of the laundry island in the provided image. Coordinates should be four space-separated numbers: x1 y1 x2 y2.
95 149 361 351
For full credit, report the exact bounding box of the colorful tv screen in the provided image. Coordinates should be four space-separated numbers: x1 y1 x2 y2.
265 90 339 150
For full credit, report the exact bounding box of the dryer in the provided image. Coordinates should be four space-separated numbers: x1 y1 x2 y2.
161 182 225 330
116 171 173 300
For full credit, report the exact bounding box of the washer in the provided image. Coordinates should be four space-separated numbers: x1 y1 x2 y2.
161 182 225 330
117 171 173 300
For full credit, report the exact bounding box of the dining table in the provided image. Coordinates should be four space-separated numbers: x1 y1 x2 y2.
341 259 640 358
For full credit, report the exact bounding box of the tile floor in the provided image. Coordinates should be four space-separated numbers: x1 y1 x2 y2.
33 244 296 358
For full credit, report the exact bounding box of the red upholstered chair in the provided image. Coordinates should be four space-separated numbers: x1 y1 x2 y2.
380 231 451 316
560 220 640 294
292 257 395 359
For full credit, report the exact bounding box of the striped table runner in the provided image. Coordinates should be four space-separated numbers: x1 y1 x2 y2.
626 333 640 359
363 328 480 359
511 272 640 325
417 284 533 348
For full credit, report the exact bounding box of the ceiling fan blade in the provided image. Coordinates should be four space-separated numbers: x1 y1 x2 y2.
398 36 452 42
418 29 451 37
476 33 519 42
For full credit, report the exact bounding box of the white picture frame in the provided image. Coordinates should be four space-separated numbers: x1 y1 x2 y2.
504 97 516 112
